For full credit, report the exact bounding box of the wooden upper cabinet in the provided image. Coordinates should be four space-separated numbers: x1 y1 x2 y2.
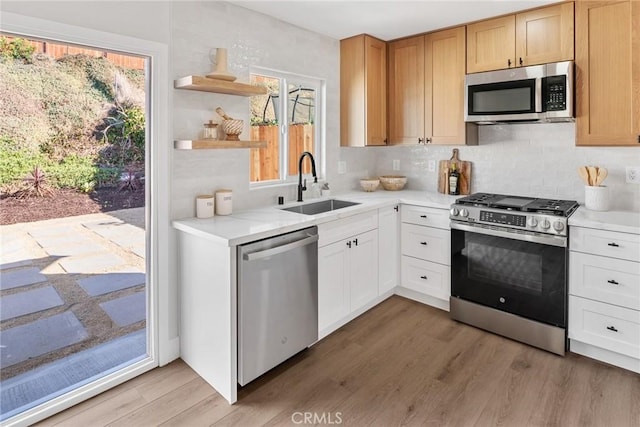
467 15 516 73
516 2 574 67
388 28 477 146
340 35 387 147
426 26 476 145
576 0 640 146
467 2 574 73
388 35 425 145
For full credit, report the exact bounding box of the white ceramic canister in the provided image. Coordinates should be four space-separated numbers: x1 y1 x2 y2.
215 189 233 215
196 195 214 218
584 185 610 211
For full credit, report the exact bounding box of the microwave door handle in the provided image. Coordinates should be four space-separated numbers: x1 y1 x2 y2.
535 77 543 113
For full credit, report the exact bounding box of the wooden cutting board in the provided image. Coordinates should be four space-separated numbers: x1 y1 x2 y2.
438 149 471 195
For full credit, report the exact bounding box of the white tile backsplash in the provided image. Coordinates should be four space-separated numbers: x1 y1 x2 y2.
374 123 640 211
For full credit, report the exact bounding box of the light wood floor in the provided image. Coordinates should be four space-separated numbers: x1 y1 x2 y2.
37 296 640 426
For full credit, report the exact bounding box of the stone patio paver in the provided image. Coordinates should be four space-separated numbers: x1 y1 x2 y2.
0 286 64 321
0 267 46 291
58 253 125 274
99 291 146 326
0 312 88 368
77 272 145 297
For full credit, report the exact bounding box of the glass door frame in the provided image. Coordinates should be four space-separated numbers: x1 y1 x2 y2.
1 12 170 427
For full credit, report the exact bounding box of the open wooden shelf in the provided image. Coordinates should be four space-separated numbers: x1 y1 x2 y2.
174 75 267 97
174 139 268 150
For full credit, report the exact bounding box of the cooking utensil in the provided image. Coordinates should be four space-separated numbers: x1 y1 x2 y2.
587 166 598 186
577 166 590 185
595 167 608 186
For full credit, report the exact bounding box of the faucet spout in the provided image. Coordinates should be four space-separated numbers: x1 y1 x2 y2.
297 151 317 202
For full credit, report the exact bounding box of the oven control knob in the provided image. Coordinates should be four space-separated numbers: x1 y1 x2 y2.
553 221 565 232
460 209 469 218
540 219 551 230
450 207 459 216
527 217 538 228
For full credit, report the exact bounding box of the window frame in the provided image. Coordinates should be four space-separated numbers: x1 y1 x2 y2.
249 66 326 188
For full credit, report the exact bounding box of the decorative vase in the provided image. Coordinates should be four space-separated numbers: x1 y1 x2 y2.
206 48 237 82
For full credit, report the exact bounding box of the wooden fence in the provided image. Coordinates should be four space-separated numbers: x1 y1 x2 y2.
250 124 314 182
9 37 145 70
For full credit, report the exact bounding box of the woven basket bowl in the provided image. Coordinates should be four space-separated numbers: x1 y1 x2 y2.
379 175 407 191
221 119 243 140
360 178 380 192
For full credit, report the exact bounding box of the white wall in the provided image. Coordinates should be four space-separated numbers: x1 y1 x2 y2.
374 123 640 211
171 1 376 219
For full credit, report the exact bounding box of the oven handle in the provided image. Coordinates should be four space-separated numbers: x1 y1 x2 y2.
450 222 567 248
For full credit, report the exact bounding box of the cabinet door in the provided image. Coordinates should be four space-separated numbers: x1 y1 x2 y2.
350 229 379 312
576 0 640 146
318 240 350 332
516 2 574 67
365 36 387 146
466 15 516 73
425 26 475 145
388 35 425 145
378 205 399 294
340 35 365 147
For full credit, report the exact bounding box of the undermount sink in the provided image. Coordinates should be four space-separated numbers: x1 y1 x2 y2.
281 199 360 215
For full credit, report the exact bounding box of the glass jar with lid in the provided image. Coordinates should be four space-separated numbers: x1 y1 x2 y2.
203 120 218 139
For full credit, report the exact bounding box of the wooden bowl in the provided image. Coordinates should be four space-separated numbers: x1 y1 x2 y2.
221 119 243 141
360 178 380 192
379 175 407 191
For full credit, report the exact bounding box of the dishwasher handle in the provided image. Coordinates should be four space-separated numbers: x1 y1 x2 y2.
243 234 318 261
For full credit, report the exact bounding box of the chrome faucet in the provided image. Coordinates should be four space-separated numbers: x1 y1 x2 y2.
297 151 317 202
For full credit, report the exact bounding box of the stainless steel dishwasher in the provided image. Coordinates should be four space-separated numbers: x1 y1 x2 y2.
237 226 318 386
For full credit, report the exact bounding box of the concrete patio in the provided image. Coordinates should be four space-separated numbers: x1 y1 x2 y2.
0 207 146 419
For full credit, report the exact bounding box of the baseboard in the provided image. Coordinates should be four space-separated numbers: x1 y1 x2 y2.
570 340 640 374
394 287 449 312
159 336 180 366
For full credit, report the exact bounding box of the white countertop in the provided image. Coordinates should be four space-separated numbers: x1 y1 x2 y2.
569 206 640 235
173 190 459 246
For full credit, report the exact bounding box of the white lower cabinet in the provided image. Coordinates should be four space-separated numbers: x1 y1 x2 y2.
378 205 400 294
318 212 379 338
400 256 450 300
569 225 640 373
399 204 451 310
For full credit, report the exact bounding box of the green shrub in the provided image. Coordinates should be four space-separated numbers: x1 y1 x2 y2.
0 141 48 186
48 154 98 191
0 37 35 61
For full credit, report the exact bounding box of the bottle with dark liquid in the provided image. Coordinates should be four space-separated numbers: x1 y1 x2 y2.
449 162 460 195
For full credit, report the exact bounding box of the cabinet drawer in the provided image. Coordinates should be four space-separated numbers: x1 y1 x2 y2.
569 296 640 359
401 223 450 265
570 252 640 310
401 256 450 300
401 205 450 229
318 210 378 247
570 227 640 262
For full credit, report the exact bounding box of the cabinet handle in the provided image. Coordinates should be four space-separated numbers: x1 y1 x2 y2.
420 275 428 280
418 138 424 144
607 242 620 247
394 206 399 212
519 57 523 66
607 279 620 285
637 135 639 143
507 59 512 67
420 241 428 246
353 238 358 246
346 241 352 248
425 137 432 144
384 138 388 144
606 326 619 333
420 215 427 219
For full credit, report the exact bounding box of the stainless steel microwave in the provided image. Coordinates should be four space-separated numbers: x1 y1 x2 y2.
464 61 574 124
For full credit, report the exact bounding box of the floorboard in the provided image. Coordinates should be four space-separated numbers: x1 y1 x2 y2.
35 296 640 426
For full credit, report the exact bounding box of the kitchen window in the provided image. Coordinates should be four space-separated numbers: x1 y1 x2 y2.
249 68 325 185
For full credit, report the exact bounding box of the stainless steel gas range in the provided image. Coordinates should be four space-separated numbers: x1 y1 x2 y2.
449 193 579 355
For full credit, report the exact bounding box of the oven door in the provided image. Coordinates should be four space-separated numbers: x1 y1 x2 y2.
450 222 567 327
